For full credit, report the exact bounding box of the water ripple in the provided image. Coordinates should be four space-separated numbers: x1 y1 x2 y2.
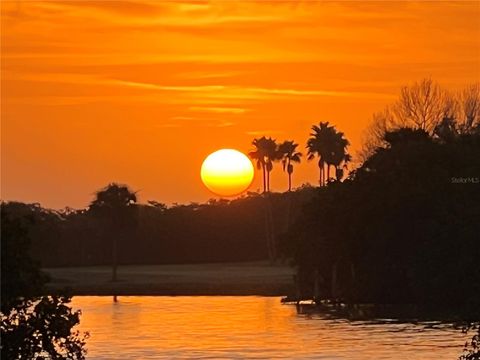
72 296 468 360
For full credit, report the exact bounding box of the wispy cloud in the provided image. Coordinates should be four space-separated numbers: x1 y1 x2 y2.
165 116 236 129
245 130 284 136
156 123 182 129
189 106 249 114
2 71 400 107
169 116 198 121
111 80 226 92
216 121 236 128
177 71 244 80
111 79 395 100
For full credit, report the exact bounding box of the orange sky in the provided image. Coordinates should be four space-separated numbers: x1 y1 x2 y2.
1 1 479 209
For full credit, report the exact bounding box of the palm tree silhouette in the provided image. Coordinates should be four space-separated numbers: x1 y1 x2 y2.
90 183 137 281
326 130 350 182
249 136 278 192
334 153 351 181
249 136 280 262
278 140 302 191
307 123 350 185
307 122 336 186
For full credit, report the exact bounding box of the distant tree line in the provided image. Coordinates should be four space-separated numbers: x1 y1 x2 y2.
0 186 317 270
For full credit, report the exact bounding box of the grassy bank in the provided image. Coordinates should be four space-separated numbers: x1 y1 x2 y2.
44 261 295 296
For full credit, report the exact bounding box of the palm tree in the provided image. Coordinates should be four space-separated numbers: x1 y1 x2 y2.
249 136 278 193
335 153 351 181
326 130 350 182
249 136 279 262
264 137 278 192
89 183 137 281
249 137 267 193
278 140 302 191
307 122 336 186
307 123 351 185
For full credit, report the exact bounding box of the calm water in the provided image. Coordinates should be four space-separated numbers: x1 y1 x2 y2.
72 296 468 359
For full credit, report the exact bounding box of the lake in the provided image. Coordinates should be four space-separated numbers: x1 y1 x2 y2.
72 296 468 359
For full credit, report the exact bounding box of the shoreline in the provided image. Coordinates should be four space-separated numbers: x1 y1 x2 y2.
44 261 296 297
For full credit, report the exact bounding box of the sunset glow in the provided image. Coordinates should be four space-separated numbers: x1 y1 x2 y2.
2 2 479 359
201 149 254 196
1 1 479 207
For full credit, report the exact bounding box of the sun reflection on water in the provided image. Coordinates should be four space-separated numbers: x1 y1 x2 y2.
72 296 467 360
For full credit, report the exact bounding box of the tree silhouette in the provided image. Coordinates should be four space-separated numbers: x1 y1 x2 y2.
285 124 480 309
394 78 453 132
459 324 480 360
459 84 480 133
249 137 281 262
89 183 137 281
249 137 268 193
249 136 278 193
307 122 331 186
360 80 480 160
307 122 349 185
1 205 87 359
326 130 350 182
278 140 302 191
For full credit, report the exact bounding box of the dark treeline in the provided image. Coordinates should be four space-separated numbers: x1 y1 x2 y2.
1 186 317 268
282 114 480 311
281 80 480 314
1 206 87 359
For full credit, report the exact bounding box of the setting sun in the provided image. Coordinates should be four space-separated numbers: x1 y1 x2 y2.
1 2 479 359
201 149 254 197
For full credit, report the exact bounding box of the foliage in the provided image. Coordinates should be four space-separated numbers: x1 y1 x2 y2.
460 324 480 360
1 205 88 359
1 296 88 360
307 122 350 186
278 140 302 192
394 78 452 132
89 183 138 281
360 80 480 161
1 209 48 313
284 125 480 311
90 183 137 210
249 136 279 193
1 187 318 267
